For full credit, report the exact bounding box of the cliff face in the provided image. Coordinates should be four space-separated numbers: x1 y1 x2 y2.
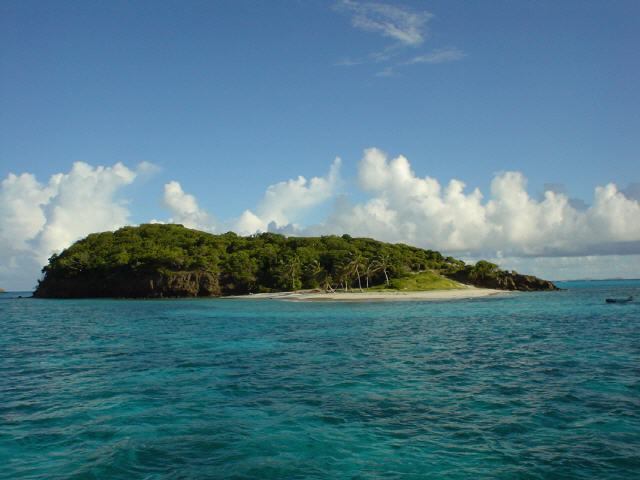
447 270 558 291
34 270 220 298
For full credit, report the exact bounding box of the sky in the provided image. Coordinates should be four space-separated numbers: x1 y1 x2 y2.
1 0 639 289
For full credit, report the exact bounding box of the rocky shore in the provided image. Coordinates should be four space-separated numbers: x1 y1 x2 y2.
34 270 220 298
446 270 559 291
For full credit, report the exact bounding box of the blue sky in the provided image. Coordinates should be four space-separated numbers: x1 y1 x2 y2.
1 0 640 288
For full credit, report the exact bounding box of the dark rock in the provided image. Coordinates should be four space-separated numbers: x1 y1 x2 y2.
447 270 558 291
34 269 221 298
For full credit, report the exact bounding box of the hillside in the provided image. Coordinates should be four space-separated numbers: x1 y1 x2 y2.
33 224 557 298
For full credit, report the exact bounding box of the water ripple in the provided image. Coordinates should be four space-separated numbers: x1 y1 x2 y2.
1 281 639 478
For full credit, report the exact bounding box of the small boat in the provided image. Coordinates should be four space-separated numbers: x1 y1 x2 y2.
605 296 633 304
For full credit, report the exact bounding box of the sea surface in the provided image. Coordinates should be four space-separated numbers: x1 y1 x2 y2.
1 280 639 479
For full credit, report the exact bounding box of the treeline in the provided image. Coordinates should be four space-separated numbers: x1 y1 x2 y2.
39 224 468 294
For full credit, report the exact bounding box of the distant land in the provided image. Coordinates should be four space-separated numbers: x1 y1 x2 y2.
34 224 557 298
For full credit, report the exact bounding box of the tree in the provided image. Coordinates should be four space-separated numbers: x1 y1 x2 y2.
347 252 366 292
223 251 258 293
376 254 392 286
280 254 302 291
364 259 383 289
470 260 499 281
304 260 325 289
335 261 352 292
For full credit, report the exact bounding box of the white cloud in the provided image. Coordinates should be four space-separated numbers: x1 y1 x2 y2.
163 181 215 231
137 160 163 177
3 152 638 289
320 148 640 259
234 158 342 234
37 162 137 261
0 173 55 252
0 173 56 290
159 159 341 237
161 159 341 236
0 161 154 290
335 2 464 75
338 0 432 46
407 47 466 64
154 149 640 279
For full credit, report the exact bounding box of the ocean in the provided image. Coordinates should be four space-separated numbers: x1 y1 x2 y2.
1 280 639 479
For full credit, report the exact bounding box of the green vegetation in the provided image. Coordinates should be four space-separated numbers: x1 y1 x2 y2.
35 224 557 297
38 224 466 296
370 271 464 291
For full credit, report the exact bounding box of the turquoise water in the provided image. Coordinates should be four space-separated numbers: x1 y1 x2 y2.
1 281 639 479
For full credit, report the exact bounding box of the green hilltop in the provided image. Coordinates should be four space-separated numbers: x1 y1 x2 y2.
34 224 557 298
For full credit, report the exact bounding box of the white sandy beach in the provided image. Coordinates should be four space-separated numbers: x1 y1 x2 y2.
227 286 507 302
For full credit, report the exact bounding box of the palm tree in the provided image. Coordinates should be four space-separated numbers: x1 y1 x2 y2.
307 259 336 292
364 259 383 289
376 254 392 286
336 261 352 292
347 252 365 292
283 254 301 291
308 260 325 289
323 273 335 293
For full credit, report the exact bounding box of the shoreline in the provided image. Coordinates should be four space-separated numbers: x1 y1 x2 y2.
226 286 509 302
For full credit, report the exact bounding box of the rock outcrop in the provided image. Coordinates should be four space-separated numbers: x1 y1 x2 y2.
447 270 558 291
34 270 220 298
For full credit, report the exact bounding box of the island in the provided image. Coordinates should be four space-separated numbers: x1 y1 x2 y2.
33 224 557 298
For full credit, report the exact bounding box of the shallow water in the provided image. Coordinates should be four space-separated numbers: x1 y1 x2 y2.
1 280 639 479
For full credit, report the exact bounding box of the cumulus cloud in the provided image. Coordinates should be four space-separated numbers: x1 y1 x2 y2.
37 162 137 261
159 159 341 236
155 149 639 271
0 173 55 252
321 148 640 257
4 151 639 289
163 181 215 231
0 161 152 290
234 158 342 234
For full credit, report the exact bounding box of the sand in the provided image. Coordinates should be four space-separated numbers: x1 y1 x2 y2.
226 286 508 302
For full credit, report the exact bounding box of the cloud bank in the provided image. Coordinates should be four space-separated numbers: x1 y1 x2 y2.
320 148 640 257
158 148 640 261
2 149 638 289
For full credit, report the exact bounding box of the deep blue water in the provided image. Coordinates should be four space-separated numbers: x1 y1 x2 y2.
1 281 639 479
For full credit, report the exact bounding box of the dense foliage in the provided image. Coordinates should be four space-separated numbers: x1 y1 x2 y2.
39 224 468 295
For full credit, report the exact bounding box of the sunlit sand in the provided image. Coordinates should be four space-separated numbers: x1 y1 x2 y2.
228 286 507 302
